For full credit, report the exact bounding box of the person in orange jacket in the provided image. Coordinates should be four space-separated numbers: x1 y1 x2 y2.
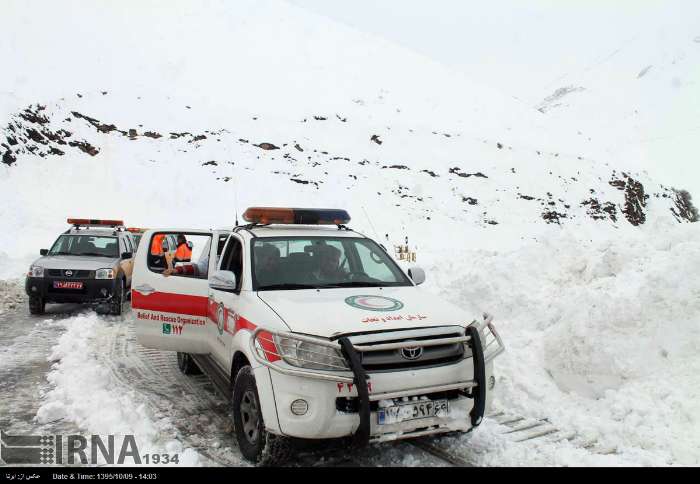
149 233 167 269
173 234 192 264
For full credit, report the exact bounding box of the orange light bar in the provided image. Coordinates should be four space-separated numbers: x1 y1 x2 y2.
242 207 350 225
68 218 124 226
127 227 147 233
243 208 295 225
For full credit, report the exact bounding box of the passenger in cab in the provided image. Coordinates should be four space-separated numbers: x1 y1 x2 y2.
163 238 210 279
255 244 281 287
173 234 192 264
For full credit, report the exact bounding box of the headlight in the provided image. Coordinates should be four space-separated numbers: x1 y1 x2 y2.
274 336 349 371
28 266 44 278
95 268 115 280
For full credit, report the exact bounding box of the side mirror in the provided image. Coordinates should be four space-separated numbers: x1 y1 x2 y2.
210 270 237 292
408 266 426 285
121 252 133 260
40 249 49 256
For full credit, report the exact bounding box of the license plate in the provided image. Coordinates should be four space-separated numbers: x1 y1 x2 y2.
377 399 449 425
53 281 83 290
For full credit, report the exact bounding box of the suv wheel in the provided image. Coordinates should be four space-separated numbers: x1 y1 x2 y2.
177 352 202 375
232 366 291 466
109 279 125 316
28 296 45 315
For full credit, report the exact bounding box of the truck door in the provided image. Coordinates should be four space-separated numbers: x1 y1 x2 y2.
208 233 245 370
131 230 212 354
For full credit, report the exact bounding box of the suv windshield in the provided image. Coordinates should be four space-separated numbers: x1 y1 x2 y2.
252 236 412 290
48 235 119 258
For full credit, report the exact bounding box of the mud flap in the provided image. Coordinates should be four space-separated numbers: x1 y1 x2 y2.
467 325 486 427
338 336 371 446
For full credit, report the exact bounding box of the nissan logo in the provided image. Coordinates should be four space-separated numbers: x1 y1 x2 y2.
400 346 423 361
64 270 73 277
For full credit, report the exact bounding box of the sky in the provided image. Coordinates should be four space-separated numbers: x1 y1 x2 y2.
288 0 700 197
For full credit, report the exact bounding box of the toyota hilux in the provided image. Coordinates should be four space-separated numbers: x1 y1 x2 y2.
131 207 505 465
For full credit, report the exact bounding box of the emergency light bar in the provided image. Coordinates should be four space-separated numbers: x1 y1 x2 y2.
127 227 147 233
242 207 350 225
67 218 124 227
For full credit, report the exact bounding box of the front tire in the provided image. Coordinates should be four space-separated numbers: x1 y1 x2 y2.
109 279 125 316
177 352 202 375
232 366 291 466
28 296 45 315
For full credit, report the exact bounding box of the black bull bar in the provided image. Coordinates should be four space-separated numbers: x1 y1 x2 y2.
250 314 505 445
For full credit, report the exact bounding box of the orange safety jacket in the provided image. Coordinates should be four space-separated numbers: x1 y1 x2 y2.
150 234 165 256
174 243 192 261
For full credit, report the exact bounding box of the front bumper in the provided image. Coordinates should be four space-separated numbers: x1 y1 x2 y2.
250 315 504 442
25 276 119 304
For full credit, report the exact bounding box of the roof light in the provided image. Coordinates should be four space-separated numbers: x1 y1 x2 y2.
67 218 124 227
127 227 147 233
242 207 350 225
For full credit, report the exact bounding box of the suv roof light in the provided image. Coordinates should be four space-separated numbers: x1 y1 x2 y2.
126 227 147 233
67 218 125 227
242 207 350 225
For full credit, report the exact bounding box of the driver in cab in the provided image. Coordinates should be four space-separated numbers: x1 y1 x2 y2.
311 245 346 283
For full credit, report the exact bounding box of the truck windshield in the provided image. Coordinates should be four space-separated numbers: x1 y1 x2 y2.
48 235 119 258
252 236 413 290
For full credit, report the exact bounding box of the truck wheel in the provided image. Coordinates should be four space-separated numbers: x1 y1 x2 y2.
177 352 202 375
28 296 45 315
232 366 291 466
109 279 125 316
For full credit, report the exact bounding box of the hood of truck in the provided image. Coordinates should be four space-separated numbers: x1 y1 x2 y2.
31 255 119 271
257 285 473 338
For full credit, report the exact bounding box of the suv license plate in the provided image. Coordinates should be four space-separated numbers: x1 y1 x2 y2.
53 281 83 290
377 399 449 425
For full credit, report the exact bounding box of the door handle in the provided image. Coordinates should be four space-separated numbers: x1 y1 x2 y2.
134 284 155 295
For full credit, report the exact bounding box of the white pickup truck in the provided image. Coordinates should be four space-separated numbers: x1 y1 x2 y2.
131 207 505 465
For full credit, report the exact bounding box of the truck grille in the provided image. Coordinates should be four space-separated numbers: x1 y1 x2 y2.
47 269 93 278
358 332 466 372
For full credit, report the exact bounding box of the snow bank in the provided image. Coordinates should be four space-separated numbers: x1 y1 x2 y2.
424 218 700 465
36 313 200 466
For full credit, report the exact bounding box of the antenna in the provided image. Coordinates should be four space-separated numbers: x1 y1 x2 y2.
361 205 382 242
229 140 240 227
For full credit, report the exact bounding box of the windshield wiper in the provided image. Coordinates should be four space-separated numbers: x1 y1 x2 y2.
320 281 386 288
80 252 116 258
50 251 73 256
257 283 320 291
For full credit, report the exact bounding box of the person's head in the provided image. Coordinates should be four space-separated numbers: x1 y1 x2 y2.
257 244 281 272
318 245 341 274
177 234 187 246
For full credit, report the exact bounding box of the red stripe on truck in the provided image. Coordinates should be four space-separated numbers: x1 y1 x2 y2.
131 290 208 316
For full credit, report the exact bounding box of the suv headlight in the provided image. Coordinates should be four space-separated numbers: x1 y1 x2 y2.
28 266 44 278
274 336 349 371
95 268 115 280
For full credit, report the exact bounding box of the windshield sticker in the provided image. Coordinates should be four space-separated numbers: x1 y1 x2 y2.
345 295 404 312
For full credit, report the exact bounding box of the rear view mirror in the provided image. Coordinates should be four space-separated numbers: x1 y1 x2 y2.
40 249 48 256
121 252 133 260
408 266 426 285
210 270 237 292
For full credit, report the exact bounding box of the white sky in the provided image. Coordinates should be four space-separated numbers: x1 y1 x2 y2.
288 0 700 198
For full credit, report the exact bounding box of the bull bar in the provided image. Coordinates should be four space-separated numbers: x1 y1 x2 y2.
249 313 505 445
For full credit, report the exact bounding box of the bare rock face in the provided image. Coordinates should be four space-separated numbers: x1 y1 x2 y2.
671 189 699 223
609 173 649 226
255 142 279 150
